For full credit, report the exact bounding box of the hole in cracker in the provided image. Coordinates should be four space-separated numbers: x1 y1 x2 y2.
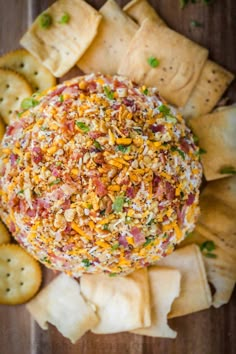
16 97 19 101
7 258 11 262
6 288 10 292
0 97 3 102
160 78 164 82
34 71 38 75
205 99 210 103
8 110 12 114
6 84 10 89
20 63 24 68
20 282 24 286
169 66 173 70
21 267 25 271
35 87 39 91
6 273 10 277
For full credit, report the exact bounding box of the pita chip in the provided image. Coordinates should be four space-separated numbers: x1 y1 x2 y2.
20 0 102 77
26 273 98 343
118 19 208 107
157 245 212 318
180 60 234 120
80 268 151 334
78 0 138 75
132 267 181 338
179 228 236 308
190 105 236 181
123 0 165 26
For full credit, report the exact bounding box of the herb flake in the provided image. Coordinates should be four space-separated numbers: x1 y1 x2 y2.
82 259 91 267
59 12 70 24
147 56 160 68
49 178 61 186
112 195 125 213
104 86 114 100
219 166 236 175
21 97 39 110
171 146 185 159
76 121 90 133
39 13 52 29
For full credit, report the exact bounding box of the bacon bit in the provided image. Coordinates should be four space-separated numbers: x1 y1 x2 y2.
119 234 129 248
61 199 71 210
26 208 37 217
6 125 15 136
93 152 105 165
180 138 190 153
186 193 195 206
165 181 175 201
10 153 18 166
49 86 66 98
89 131 106 139
9 221 16 233
150 124 165 133
64 120 75 133
32 147 43 164
93 177 108 197
126 186 136 198
130 227 146 245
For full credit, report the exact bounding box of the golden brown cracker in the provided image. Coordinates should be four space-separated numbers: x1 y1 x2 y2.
0 68 33 125
118 19 208 107
124 0 165 26
20 0 102 77
0 49 56 91
0 220 11 245
0 116 6 141
0 244 42 305
180 60 234 120
78 0 138 75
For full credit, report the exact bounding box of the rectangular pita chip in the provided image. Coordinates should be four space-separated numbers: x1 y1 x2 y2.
80 268 151 334
132 267 181 338
26 273 99 343
20 0 102 77
118 19 208 107
78 0 138 75
180 60 234 120
157 245 212 318
123 0 166 26
179 229 236 308
190 105 236 181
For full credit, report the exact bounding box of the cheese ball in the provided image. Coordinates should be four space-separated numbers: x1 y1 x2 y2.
0 74 202 276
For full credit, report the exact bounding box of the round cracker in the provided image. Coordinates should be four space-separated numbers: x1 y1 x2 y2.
0 68 33 125
0 244 42 305
0 49 56 92
0 220 11 245
0 115 6 141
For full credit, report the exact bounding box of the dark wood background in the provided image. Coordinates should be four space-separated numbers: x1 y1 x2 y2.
0 1 235 354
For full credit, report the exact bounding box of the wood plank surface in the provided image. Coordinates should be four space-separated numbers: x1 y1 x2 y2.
0 1 235 354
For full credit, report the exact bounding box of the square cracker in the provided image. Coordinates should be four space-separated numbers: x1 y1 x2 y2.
132 267 181 338
123 0 165 26
78 0 138 75
157 244 212 318
190 105 236 181
118 18 208 107
26 273 98 343
180 60 234 120
80 268 151 334
20 0 102 77
180 229 236 308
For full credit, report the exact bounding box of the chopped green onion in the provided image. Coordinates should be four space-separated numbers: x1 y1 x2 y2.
87 203 93 210
39 13 52 29
219 166 236 175
166 116 177 124
193 134 199 143
100 209 106 216
16 157 21 164
111 243 119 251
21 97 39 110
58 12 70 24
104 86 114 100
171 146 185 160
109 272 117 277
94 140 103 151
76 121 90 133
143 88 149 95
55 161 62 166
200 240 215 252
40 126 48 131
147 56 160 68
59 95 64 102
159 104 170 115
41 256 51 264
143 237 153 247
117 145 130 153
103 224 109 231
112 195 125 213
199 148 207 154
82 259 91 267
204 253 217 258
17 189 24 195
49 178 61 186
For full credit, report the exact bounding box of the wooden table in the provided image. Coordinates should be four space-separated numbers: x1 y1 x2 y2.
0 1 236 353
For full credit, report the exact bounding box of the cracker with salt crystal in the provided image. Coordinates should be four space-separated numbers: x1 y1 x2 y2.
118 19 208 107
78 0 138 75
190 105 236 181
132 267 181 338
80 268 151 334
180 60 234 120
179 229 236 308
20 0 102 77
157 244 212 318
0 49 56 91
0 68 33 125
123 0 165 26
26 273 98 343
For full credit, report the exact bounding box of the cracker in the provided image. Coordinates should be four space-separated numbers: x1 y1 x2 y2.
132 267 181 338
0 220 11 245
0 68 33 125
20 0 102 77
78 0 138 75
180 60 234 120
157 244 212 317
0 244 42 305
0 116 6 141
190 105 236 181
26 273 98 343
179 229 236 308
124 0 165 26
0 49 56 91
80 268 151 334
118 19 208 107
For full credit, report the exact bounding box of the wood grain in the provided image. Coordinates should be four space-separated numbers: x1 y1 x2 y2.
0 1 235 354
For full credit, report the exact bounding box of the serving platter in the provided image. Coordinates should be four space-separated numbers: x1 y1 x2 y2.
0 1 235 353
